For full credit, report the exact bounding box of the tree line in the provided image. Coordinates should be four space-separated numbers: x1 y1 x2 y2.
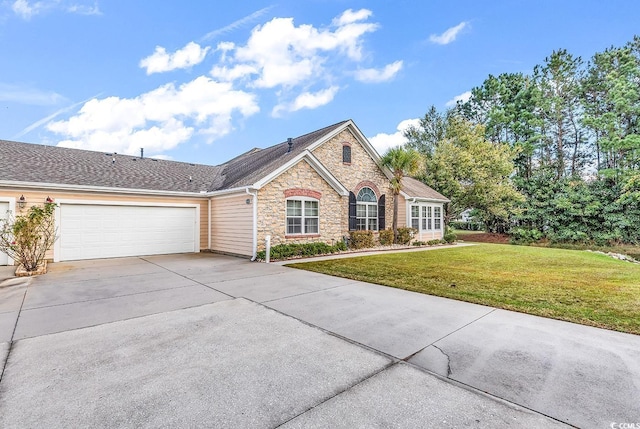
403 35 640 245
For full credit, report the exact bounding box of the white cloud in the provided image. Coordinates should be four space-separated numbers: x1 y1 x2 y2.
272 86 339 117
429 21 468 45
10 0 101 19
445 90 471 107
201 6 274 41
368 118 420 155
354 60 403 83
214 9 378 89
140 42 210 75
47 76 259 156
0 83 65 105
11 0 44 19
67 2 101 15
332 8 372 26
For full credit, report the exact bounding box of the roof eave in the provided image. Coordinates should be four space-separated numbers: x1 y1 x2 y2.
0 180 209 198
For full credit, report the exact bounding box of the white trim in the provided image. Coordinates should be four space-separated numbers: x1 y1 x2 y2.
285 196 320 236
253 152 349 196
207 198 212 250
246 189 258 261
0 180 207 198
0 197 16 266
53 199 200 262
305 120 395 182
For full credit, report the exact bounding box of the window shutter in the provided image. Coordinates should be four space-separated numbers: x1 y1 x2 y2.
349 191 357 231
378 194 386 230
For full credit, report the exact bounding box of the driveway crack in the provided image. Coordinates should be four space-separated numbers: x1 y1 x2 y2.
431 344 452 377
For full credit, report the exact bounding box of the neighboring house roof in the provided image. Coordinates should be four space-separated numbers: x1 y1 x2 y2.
0 140 222 193
401 177 449 202
0 119 446 202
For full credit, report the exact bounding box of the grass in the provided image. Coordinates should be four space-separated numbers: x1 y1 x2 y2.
287 243 640 335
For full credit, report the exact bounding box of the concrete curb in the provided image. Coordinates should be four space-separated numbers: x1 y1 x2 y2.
273 242 475 265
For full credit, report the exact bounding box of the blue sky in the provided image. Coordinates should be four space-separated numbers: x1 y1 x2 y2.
1 0 639 165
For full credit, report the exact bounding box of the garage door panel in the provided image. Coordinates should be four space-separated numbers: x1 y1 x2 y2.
59 204 197 261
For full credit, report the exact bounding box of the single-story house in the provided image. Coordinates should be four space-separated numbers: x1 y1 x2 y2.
0 119 448 265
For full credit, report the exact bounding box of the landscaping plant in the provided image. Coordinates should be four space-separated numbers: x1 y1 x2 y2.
0 203 57 272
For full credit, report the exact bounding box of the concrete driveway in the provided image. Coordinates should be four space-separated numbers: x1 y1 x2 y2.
0 252 638 428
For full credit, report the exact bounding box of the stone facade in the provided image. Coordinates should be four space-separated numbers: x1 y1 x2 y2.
257 159 344 249
311 129 399 230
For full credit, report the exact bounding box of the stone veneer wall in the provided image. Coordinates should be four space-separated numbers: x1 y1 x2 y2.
257 159 344 250
311 128 398 230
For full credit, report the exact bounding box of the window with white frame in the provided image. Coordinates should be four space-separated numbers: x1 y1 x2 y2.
411 205 420 230
408 203 441 231
286 198 319 234
356 187 378 231
434 206 442 230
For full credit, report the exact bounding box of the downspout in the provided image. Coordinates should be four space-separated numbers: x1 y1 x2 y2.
246 188 258 261
207 198 212 250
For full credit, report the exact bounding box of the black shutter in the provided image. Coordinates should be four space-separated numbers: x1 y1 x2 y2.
378 194 386 230
349 191 357 231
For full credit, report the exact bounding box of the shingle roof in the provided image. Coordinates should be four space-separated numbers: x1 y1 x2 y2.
0 140 223 193
401 176 449 202
0 120 350 194
215 120 349 190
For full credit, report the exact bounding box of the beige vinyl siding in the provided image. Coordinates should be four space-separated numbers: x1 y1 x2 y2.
397 194 407 228
0 189 209 262
211 194 253 256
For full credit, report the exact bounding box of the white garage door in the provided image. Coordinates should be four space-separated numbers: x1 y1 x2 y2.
59 204 197 261
0 202 8 265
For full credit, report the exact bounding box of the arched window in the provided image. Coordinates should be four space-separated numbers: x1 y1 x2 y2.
356 187 378 230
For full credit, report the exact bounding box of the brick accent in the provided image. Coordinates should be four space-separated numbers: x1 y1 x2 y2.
257 159 343 250
353 180 381 198
284 188 322 200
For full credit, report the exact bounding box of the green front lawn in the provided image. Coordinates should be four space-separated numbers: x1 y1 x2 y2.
288 244 640 335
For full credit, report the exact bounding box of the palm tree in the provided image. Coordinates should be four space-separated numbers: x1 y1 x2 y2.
380 147 422 243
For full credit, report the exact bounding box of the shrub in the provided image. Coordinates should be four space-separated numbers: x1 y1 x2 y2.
349 230 375 249
257 240 347 261
427 239 441 245
443 226 457 243
412 241 427 246
396 227 416 245
378 229 394 246
509 227 543 244
0 203 57 272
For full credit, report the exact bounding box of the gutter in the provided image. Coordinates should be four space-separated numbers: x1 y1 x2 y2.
207 198 212 250
246 188 258 261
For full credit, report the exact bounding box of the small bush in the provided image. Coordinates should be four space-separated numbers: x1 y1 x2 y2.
443 227 457 243
412 241 427 246
427 239 441 245
396 227 416 245
257 241 346 261
379 229 394 246
509 227 543 244
349 230 375 249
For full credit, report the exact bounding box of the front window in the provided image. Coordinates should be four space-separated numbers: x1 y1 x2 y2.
356 187 378 231
434 206 442 230
287 199 319 234
411 205 420 230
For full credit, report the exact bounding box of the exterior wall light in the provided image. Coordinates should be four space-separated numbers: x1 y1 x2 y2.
45 196 54 204
18 195 26 209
